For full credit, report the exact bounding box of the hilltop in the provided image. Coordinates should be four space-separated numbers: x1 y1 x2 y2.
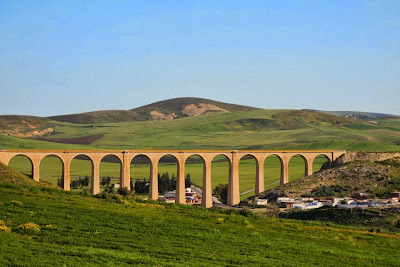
47 97 257 124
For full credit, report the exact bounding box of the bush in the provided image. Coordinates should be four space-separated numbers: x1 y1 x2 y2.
16 223 41 234
0 220 11 233
11 200 23 205
310 185 347 197
117 187 131 196
213 183 228 204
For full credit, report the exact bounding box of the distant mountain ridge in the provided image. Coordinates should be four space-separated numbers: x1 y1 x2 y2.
47 97 258 124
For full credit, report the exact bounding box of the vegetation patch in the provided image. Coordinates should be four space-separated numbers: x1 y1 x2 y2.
280 207 400 232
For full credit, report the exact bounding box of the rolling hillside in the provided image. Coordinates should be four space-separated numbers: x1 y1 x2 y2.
47 97 257 124
0 163 399 266
0 98 399 151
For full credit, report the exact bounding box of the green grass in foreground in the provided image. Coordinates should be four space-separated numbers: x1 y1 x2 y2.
8 155 329 199
0 178 399 266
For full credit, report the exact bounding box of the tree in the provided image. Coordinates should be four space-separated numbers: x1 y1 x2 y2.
185 174 192 188
80 176 90 187
134 179 149 194
101 176 111 186
213 183 228 204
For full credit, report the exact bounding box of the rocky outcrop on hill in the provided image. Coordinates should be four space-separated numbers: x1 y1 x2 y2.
3 127 54 138
0 115 55 138
149 111 177 120
335 151 400 165
256 154 400 202
182 103 228 117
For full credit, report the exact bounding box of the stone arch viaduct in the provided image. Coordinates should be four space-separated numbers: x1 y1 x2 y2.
0 149 345 208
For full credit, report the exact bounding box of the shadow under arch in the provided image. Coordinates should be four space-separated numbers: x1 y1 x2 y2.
312 154 331 173
70 154 93 191
264 154 284 189
288 154 308 182
8 154 34 178
130 154 152 196
99 154 122 193
211 154 231 204
39 154 64 188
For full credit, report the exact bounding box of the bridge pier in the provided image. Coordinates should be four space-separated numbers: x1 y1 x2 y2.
176 157 186 204
227 151 240 206
149 159 158 200
255 158 265 195
91 159 100 195
121 151 131 191
280 158 289 185
63 160 70 191
32 157 41 182
201 158 212 208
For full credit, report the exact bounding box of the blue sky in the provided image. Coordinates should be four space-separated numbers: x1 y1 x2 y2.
1 0 399 116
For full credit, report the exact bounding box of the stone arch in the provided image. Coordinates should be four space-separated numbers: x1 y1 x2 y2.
211 154 231 204
184 153 206 164
130 154 153 196
8 154 34 178
288 154 308 182
39 154 65 187
238 154 258 199
183 154 206 205
263 154 284 190
99 154 123 192
157 154 180 202
312 154 331 173
184 154 206 185
69 154 94 191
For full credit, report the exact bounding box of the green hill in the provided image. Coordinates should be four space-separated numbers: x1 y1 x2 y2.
47 97 257 124
0 97 399 151
1 108 400 151
0 164 399 266
0 162 59 189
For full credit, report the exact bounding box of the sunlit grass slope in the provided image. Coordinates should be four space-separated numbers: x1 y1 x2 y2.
1 109 399 151
0 164 399 266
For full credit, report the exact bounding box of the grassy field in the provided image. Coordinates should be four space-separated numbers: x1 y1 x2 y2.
0 167 399 266
1 109 400 151
8 155 328 199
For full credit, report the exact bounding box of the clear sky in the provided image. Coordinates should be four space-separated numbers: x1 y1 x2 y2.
1 0 399 116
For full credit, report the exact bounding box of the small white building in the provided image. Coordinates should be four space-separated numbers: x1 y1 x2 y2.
294 201 323 210
299 197 314 202
112 183 120 188
164 190 176 199
277 197 295 204
337 200 368 209
255 199 268 206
